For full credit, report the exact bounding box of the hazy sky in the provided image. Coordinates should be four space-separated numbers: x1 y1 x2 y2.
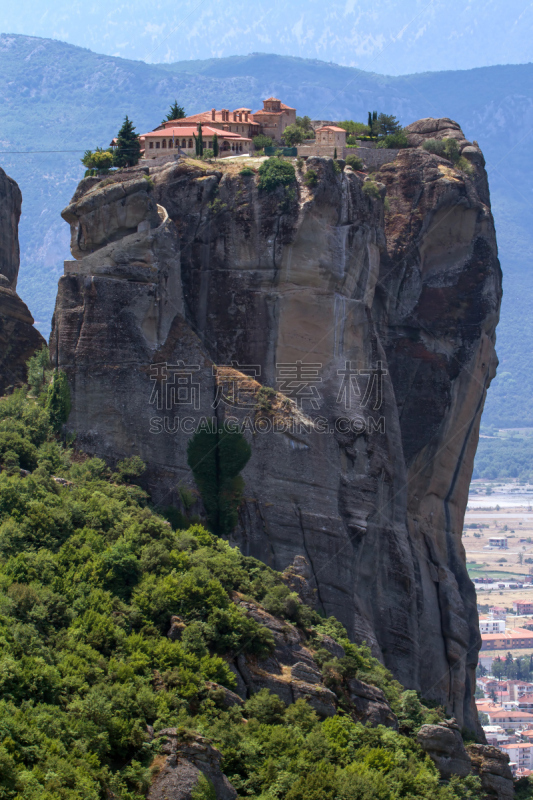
1 0 532 74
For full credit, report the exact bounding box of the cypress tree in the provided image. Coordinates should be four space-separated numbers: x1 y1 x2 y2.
334 147 337 159
46 371 71 433
213 133 219 159
187 427 251 536
112 116 141 168
193 124 205 157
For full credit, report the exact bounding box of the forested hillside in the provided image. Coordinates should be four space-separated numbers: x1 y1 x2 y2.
0 368 490 800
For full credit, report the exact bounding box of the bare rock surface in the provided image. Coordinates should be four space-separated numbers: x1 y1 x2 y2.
0 166 45 394
348 678 398 729
50 119 501 731
167 615 186 641
282 555 317 607
467 744 515 800
417 720 472 778
148 730 236 800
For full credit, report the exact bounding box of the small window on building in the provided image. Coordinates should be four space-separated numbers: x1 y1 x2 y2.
182 139 186 147
149 142 154 149
162 140 167 148
169 140 173 148
156 142 160 149
188 139 193 148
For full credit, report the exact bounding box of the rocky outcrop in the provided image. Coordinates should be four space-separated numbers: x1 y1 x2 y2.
348 677 399 729
467 743 514 800
417 722 514 800
50 118 501 732
417 720 472 779
282 555 317 607
0 166 45 393
232 596 340 718
147 729 237 800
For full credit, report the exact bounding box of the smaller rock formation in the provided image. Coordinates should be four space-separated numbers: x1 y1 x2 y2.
348 678 399 729
148 729 236 800
231 593 398 726
467 744 514 800
417 720 472 778
205 681 244 709
417 720 515 800
0 166 45 394
167 615 186 641
282 555 317 607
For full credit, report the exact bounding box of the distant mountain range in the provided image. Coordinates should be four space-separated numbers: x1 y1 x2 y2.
1 0 532 74
1 33 532 427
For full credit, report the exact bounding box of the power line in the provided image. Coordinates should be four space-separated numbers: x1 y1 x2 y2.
0 149 88 155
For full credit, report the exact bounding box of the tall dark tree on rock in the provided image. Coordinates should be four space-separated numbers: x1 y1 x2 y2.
193 124 204 158
112 116 141 168
163 100 186 123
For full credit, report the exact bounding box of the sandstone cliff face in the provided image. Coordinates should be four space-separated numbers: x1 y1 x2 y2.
0 166 45 393
50 118 501 734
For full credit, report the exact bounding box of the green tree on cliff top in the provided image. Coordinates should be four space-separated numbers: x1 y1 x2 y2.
81 147 114 174
281 123 304 146
163 100 186 123
112 115 141 168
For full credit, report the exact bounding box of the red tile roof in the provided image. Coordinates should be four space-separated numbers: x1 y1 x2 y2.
487 710 533 719
482 628 533 641
162 111 260 128
316 126 347 133
141 126 251 141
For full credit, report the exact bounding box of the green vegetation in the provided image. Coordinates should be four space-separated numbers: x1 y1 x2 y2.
239 167 255 176
194 124 205 158
281 124 305 146
295 115 315 137
46 371 72 434
187 427 251 537
253 134 273 151
163 100 186 122
81 147 114 176
473 433 533 480
368 111 378 137
212 133 219 159
0 370 488 800
422 138 473 174
256 386 277 412
26 347 53 396
112 116 141 168
491 653 533 681
345 154 364 171
207 198 228 215
338 120 371 137
362 181 382 200
375 113 402 138
303 168 319 188
257 157 296 191
376 131 409 149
